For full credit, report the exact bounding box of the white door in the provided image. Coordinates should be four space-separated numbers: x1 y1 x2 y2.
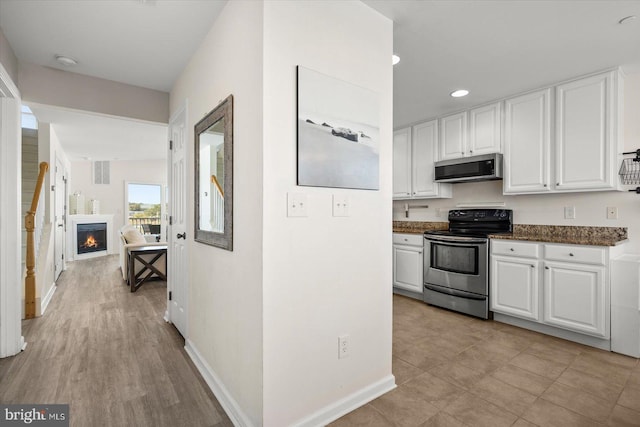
439 111 467 160
503 89 552 194
555 71 615 191
468 102 501 156
543 261 607 338
54 158 66 280
392 128 411 199
168 103 188 337
490 256 539 321
392 244 423 294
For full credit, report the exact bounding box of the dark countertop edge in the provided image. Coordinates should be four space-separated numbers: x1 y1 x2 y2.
488 234 628 247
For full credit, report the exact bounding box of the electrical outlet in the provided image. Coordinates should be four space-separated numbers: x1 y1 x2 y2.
332 194 350 217
607 206 618 220
338 334 349 359
564 206 576 219
287 193 307 217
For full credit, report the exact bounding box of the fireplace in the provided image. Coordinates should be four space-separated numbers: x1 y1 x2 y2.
76 223 107 255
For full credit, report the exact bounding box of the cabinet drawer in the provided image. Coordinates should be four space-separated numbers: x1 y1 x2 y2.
393 233 424 247
544 244 605 265
491 240 540 258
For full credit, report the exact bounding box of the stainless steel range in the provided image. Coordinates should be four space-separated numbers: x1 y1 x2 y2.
423 209 513 319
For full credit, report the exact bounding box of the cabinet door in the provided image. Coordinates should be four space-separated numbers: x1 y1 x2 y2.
491 256 539 321
555 71 616 191
393 244 423 294
439 112 467 160
503 89 552 194
412 120 452 198
469 102 502 156
543 262 608 338
393 128 412 199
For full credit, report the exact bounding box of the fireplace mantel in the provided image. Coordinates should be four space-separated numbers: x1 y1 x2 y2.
69 215 115 261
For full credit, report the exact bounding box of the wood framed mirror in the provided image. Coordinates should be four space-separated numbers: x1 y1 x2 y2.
194 95 233 250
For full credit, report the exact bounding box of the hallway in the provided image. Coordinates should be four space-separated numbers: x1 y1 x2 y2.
0 255 232 427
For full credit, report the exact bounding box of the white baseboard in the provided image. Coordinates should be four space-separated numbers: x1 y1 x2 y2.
163 310 169 322
291 375 396 427
184 339 256 427
40 283 57 315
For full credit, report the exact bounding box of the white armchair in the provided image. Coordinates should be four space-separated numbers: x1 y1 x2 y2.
119 225 167 282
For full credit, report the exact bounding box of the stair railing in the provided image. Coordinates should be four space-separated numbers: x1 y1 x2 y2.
25 162 48 319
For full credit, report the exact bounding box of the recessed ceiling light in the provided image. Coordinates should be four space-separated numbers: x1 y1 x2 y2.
392 55 400 65
450 89 469 98
54 54 78 66
619 15 637 25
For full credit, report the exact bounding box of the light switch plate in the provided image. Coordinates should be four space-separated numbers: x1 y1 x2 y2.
564 206 576 219
287 193 308 217
607 206 618 220
333 194 350 217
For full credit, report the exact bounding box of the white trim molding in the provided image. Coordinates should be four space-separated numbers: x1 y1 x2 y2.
291 375 396 427
40 283 57 315
185 339 255 427
0 61 23 358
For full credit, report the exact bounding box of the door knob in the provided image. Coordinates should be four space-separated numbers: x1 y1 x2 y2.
176 232 186 240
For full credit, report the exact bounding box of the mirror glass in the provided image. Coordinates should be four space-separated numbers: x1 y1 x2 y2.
195 95 233 250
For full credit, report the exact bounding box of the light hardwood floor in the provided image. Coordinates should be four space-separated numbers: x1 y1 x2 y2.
0 255 232 427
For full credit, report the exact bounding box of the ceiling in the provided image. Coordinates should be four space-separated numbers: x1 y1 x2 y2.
28 104 168 161
364 0 640 127
2 0 640 158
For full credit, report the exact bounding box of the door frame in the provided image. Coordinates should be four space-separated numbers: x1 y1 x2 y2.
0 62 24 358
166 100 189 335
54 155 68 281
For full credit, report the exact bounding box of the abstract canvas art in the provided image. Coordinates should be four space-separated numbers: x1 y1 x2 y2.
297 66 380 190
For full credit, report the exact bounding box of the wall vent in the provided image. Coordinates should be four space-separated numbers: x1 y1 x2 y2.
93 161 110 185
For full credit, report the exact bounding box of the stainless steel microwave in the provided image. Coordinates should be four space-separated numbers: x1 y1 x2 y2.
434 153 503 183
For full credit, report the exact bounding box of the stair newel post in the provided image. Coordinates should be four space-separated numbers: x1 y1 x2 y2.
24 161 49 319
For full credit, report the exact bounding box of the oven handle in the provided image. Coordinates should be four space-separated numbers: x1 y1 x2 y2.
424 236 487 245
424 284 487 300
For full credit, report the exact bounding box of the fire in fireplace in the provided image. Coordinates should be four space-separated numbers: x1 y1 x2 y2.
77 223 107 255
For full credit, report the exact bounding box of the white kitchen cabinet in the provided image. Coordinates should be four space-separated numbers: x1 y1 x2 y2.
543 261 607 338
393 123 452 200
393 233 424 296
503 69 622 195
503 89 552 194
393 127 412 199
491 255 540 321
439 112 467 160
555 70 619 191
468 102 502 156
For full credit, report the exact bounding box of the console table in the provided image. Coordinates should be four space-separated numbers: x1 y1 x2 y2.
128 245 167 292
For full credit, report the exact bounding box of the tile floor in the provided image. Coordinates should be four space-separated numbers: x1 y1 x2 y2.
330 295 640 427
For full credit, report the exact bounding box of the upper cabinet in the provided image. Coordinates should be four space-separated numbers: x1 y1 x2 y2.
555 71 618 191
393 122 452 200
439 102 502 161
503 89 552 194
504 69 622 195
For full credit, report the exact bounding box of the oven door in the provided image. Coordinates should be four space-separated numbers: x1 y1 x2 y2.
423 235 488 295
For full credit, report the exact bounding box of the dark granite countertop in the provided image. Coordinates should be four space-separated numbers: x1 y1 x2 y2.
392 221 448 235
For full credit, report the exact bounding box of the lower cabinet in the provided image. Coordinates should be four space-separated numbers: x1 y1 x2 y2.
491 256 539 321
544 262 607 337
393 233 423 296
491 240 618 340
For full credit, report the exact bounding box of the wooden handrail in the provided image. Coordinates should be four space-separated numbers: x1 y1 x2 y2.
211 174 224 197
25 162 49 319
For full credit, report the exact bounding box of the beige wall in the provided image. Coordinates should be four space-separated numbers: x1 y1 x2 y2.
19 62 169 123
394 72 640 254
0 27 18 84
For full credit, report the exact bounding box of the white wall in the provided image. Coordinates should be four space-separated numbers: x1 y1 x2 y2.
69 159 167 255
262 2 393 426
0 27 18 85
394 72 640 254
170 1 264 425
